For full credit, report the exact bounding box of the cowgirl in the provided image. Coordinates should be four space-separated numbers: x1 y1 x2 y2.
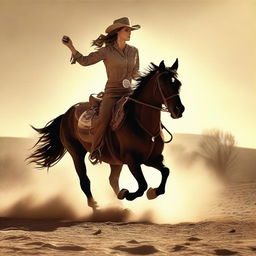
62 17 140 164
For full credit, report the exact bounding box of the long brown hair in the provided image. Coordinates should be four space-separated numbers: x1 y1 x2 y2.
91 27 123 49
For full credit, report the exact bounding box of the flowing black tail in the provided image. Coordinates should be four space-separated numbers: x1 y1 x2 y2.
26 115 66 169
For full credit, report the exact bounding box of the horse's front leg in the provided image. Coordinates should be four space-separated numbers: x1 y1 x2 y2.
145 155 170 200
118 156 148 201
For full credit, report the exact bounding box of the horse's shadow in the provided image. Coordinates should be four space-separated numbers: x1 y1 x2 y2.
0 207 131 232
0 217 82 232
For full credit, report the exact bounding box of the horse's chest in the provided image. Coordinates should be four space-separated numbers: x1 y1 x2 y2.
124 133 163 156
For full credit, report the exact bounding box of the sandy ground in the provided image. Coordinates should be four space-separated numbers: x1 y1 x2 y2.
0 219 256 256
1 136 256 255
1 182 256 256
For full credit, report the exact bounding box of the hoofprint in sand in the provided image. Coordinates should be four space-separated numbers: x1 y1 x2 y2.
0 215 256 255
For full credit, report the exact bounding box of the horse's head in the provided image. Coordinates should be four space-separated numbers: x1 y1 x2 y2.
151 59 185 119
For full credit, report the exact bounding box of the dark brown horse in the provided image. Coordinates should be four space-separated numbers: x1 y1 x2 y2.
27 59 184 209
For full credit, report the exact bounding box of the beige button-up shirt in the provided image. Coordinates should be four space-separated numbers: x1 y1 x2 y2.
70 42 140 88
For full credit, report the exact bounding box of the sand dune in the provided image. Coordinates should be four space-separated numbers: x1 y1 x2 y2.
168 133 256 183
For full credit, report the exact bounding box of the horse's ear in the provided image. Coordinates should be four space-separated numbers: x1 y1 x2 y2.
170 58 178 71
159 60 166 71
150 62 158 70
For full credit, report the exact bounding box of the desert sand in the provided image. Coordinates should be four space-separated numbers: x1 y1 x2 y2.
0 135 256 255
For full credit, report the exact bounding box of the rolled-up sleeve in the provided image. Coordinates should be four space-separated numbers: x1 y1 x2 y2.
132 48 140 79
70 47 106 66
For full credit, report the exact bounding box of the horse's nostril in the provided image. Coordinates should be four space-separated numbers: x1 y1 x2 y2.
175 106 180 113
176 105 185 114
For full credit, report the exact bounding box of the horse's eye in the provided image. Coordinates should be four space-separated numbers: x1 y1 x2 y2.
171 77 175 83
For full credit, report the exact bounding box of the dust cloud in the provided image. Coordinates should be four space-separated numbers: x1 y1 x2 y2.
120 146 224 224
1 133 255 223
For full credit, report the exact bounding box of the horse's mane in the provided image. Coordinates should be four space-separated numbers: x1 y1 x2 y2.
132 62 178 98
132 63 158 98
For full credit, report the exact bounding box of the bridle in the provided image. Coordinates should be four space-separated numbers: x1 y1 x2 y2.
125 70 179 146
126 71 179 112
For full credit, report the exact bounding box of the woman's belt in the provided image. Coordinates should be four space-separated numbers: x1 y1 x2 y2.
106 79 132 88
104 86 132 98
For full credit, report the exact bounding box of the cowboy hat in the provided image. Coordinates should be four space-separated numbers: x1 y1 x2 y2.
105 17 140 34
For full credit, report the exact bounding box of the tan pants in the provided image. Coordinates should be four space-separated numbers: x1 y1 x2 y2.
90 95 119 154
89 85 132 163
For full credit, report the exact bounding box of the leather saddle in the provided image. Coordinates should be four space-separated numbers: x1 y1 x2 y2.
78 92 103 130
77 92 128 133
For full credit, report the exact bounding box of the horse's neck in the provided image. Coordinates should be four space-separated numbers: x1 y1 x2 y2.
134 79 161 136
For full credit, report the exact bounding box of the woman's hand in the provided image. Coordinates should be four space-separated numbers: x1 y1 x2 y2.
62 35 78 55
62 35 73 48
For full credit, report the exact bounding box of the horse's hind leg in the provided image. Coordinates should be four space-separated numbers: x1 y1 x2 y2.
145 155 170 200
109 164 123 195
69 145 98 210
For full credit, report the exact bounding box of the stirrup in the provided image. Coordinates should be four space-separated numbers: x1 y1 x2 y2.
89 149 102 165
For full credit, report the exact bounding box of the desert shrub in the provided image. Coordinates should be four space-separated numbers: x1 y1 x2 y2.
198 129 238 179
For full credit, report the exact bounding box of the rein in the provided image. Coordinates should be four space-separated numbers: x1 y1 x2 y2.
127 96 172 112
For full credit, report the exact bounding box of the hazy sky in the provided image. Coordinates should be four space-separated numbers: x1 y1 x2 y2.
0 0 255 148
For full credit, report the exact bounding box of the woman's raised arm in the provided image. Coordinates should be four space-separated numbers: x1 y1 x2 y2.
62 35 106 66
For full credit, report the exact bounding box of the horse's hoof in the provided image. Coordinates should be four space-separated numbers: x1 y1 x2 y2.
147 187 157 200
117 189 129 200
88 198 98 210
